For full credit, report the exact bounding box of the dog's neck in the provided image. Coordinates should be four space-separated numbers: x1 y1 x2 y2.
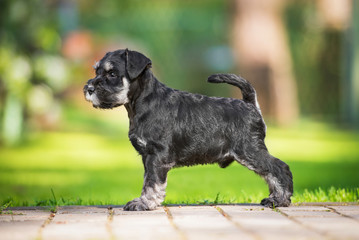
124 70 165 128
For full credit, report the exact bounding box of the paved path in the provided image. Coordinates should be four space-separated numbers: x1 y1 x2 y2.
1 203 358 240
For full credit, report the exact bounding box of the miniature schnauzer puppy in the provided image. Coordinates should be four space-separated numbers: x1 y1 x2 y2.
84 49 293 211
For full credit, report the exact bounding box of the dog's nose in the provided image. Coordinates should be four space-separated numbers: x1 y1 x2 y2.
87 85 95 95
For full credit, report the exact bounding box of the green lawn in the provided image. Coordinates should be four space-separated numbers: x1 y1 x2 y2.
0 107 358 206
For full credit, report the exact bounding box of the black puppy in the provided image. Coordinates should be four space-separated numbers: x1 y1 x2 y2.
84 49 293 210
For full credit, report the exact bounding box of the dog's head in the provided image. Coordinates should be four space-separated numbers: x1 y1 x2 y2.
84 49 152 109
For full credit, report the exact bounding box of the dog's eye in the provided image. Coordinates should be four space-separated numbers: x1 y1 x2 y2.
108 72 116 78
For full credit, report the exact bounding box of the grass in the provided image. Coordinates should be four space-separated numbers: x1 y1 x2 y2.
0 106 358 206
0 201 12 214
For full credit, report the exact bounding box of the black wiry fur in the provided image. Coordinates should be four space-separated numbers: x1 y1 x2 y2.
84 49 293 211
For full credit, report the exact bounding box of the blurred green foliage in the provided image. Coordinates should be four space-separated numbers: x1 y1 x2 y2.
1 0 357 145
0 0 233 146
80 0 232 92
0 0 73 145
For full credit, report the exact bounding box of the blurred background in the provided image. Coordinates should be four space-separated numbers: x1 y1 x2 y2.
0 0 358 206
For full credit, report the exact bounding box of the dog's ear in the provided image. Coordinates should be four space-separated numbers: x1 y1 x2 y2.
125 49 152 80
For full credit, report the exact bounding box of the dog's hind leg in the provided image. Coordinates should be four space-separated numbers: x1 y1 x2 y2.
233 148 293 208
259 153 293 208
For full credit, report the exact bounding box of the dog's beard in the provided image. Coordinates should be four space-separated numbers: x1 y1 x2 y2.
85 77 130 109
85 91 101 107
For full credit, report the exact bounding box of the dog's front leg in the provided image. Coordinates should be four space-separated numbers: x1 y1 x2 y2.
123 155 169 211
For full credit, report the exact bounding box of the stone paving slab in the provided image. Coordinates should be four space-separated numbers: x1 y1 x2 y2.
42 206 109 240
221 205 325 240
0 209 50 240
0 203 358 240
111 207 180 240
279 205 359 240
169 206 252 240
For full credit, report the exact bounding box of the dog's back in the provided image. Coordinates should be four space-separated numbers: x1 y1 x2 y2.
147 76 267 168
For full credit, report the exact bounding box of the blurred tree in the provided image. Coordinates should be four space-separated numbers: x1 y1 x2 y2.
346 0 359 127
0 0 70 145
336 0 359 127
285 0 357 127
316 0 352 121
232 0 299 125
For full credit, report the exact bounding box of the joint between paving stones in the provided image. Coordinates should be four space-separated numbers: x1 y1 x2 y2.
215 206 261 240
275 208 336 239
106 206 115 240
325 206 359 223
35 211 56 240
163 206 187 240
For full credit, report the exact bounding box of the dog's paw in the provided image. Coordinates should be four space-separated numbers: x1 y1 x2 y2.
260 197 290 208
123 198 150 211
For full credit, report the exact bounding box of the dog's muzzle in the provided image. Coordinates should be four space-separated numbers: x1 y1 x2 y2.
84 83 100 106
87 85 95 95
83 84 92 100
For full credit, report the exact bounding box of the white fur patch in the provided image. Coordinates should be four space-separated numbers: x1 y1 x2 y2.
254 95 260 110
265 173 284 197
252 92 266 132
143 182 167 207
104 61 113 71
137 137 147 147
116 77 130 105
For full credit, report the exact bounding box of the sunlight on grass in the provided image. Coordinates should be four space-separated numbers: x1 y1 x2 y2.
0 119 358 206
0 171 89 187
266 121 359 162
292 187 359 203
165 164 268 204
0 132 142 170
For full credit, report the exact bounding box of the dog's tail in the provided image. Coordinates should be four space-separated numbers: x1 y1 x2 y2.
207 74 260 109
